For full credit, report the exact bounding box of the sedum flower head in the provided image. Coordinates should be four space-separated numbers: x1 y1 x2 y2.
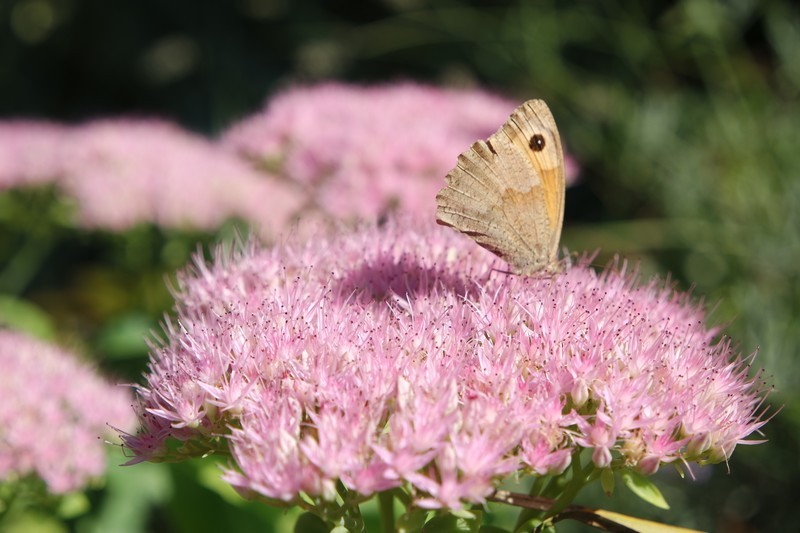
222 82 579 221
0 119 303 236
124 219 767 509
0 121 69 189
0 330 137 494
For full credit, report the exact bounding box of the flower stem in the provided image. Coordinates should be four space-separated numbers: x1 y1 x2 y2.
515 474 560 531
545 452 595 518
378 491 395 533
528 475 547 497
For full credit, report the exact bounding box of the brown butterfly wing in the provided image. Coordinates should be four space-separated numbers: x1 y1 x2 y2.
436 99 565 275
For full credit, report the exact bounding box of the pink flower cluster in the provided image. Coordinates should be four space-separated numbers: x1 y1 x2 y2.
124 219 766 509
0 119 304 235
1 84 579 236
0 330 137 494
0 121 68 189
221 82 578 221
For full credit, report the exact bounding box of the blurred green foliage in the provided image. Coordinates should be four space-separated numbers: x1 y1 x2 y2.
1 0 797 531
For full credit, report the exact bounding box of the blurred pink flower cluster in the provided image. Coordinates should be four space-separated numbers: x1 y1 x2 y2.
222 82 578 221
0 330 137 494
124 219 766 509
0 84 579 235
221 83 519 220
0 119 303 236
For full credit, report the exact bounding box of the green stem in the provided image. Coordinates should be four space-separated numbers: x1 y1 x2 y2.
544 454 595 519
336 479 349 502
528 475 547 498
516 463 574 529
378 491 395 533
514 474 552 531
391 487 412 508
538 472 564 500
343 503 365 533
514 452 599 531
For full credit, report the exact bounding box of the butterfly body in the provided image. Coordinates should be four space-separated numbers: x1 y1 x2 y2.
435 99 565 275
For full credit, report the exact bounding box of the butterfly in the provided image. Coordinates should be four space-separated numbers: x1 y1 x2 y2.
436 99 565 275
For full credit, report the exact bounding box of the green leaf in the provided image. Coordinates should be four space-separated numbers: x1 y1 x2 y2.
452 508 477 520
515 518 555 533
600 468 615 496
478 526 511 533
58 492 90 519
95 312 155 359
85 451 173 533
423 511 481 533
196 459 245 505
294 512 329 533
0 513 65 533
0 295 56 339
594 510 705 532
397 509 429 532
619 470 670 509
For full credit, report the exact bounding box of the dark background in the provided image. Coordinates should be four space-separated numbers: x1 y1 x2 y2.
1 1 797 531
